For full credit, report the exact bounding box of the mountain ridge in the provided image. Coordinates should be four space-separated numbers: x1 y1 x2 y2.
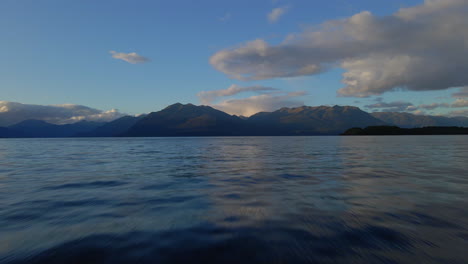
0 103 467 138
124 103 248 136
247 105 386 135
371 112 468 128
7 120 105 138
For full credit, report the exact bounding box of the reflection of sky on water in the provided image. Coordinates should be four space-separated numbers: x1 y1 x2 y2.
189 137 355 229
338 136 468 212
0 137 467 262
335 136 468 260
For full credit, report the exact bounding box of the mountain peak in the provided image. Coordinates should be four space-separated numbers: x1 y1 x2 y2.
163 103 210 112
276 105 362 114
124 103 245 136
163 102 184 110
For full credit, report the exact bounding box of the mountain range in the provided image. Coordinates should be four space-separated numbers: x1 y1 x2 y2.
1 103 467 138
370 112 468 128
1 120 105 138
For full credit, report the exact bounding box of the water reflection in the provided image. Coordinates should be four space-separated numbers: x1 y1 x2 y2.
0 136 467 263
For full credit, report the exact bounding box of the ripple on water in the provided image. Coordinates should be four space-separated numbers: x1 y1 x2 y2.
2 222 418 264
0 136 467 263
43 181 128 190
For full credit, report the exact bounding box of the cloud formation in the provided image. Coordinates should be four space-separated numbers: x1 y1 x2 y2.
110 51 150 64
0 101 126 126
197 84 278 105
213 91 306 117
211 0 468 97
417 103 449 110
268 6 288 23
197 84 306 116
364 97 468 115
364 101 414 112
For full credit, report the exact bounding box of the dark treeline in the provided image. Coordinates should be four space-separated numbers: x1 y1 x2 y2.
342 126 468 135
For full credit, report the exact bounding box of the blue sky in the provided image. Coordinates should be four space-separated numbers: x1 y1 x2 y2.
1 0 467 118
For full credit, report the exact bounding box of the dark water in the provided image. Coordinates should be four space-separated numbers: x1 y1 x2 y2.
0 136 467 264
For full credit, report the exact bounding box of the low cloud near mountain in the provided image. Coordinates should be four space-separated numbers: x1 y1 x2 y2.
197 85 306 116
0 101 126 126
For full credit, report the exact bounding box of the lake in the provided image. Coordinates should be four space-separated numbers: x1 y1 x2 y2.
0 136 467 263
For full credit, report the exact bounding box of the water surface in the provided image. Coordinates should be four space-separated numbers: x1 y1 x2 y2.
0 136 467 263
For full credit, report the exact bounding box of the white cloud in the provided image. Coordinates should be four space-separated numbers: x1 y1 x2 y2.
197 84 277 104
110 51 150 64
210 39 323 81
268 6 288 23
212 91 306 117
211 0 468 97
0 101 126 126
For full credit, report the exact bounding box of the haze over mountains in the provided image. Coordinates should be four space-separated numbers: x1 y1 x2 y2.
1 103 467 138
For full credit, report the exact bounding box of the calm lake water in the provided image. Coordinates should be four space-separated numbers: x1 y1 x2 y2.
0 136 467 264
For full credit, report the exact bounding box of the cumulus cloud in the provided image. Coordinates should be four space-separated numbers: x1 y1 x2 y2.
210 39 324 80
197 84 278 105
210 0 468 97
110 51 150 64
0 101 126 126
212 91 306 117
268 6 288 23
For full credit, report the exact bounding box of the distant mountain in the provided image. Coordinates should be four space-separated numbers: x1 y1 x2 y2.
79 115 146 137
452 116 468 124
342 126 468 135
0 127 7 137
124 104 387 136
8 120 105 137
123 103 248 136
1 104 466 138
248 105 387 135
371 112 468 128
0 127 22 138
